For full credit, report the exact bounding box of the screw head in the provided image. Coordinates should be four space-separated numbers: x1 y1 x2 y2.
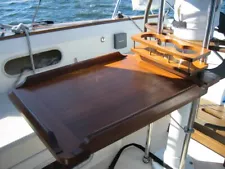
100 37 105 42
143 156 151 164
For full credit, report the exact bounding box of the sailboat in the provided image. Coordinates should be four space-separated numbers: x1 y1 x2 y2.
0 0 225 169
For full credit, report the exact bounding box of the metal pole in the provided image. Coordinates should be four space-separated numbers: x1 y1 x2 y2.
178 99 200 169
166 1 174 12
32 0 42 26
143 124 153 164
112 0 122 19
143 0 153 32
202 0 218 49
157 0 166 34
143 1 154 164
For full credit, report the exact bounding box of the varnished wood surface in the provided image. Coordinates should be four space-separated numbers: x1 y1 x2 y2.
202 107 225 119
198 109 225 131
9 52 217 167
193 99 225 159
192 129 225 158
132 31 211 62
131 45 208 76
195 99 225 140
184 39 225 53
145 23 173 34
145 24 225 53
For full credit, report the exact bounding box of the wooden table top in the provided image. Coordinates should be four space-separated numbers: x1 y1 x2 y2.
9 52 219 167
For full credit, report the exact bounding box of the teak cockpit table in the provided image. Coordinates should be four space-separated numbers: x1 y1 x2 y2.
9 52 220 168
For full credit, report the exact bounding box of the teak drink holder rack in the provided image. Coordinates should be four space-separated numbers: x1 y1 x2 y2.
131 29 210 77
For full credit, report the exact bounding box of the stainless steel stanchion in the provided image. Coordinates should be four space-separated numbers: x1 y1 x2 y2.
143 0 166 165
143 0 165 164
112 0 122 19
143 124 154 164
157 0 166 34
202 0 218 62
203 0 218 49
178 99 200 169
143 0 153 32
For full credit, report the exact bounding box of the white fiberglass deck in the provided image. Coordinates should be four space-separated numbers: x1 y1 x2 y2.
86 139 224 169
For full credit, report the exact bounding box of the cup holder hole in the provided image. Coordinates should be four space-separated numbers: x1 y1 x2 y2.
140 34 197 54
176 47 196 54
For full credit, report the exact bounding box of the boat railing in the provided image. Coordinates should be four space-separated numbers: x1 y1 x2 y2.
32 0 42 27
112 0 175 19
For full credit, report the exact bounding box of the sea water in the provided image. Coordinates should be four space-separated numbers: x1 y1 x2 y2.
0 0 225 25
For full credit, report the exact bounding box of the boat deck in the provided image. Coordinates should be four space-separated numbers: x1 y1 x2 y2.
88 139 225 169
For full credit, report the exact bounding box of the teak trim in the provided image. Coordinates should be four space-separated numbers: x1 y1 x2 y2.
192 129 225 158
132 46 208 76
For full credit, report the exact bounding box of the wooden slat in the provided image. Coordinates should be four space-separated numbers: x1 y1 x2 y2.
197 99 225 138
131 45 207 76
145 23 173 34
192 129 225 158
198 109 225 127
194 98 225 155
202 107 225 119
